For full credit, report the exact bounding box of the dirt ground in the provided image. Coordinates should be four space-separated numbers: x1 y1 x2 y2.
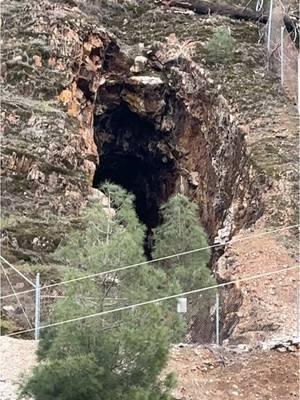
0 337 298 400
216 229 299 346
166 345 299 400
0 337 37 400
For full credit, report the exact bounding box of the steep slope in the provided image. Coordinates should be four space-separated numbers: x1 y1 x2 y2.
1 0 298 349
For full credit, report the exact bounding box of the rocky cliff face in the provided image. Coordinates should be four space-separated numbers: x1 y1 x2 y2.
1 2 119 260
1 0 257 259
1 0 298 346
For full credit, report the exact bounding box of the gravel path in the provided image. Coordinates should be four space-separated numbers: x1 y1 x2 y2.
0 337 37 400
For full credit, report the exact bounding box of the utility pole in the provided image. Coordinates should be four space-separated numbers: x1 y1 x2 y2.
34 273 41 340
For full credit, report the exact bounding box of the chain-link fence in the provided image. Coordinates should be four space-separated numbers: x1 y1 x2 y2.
265 0 299 105
1 257 298 350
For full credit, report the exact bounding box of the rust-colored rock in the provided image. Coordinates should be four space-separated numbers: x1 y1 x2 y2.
0 0 298 349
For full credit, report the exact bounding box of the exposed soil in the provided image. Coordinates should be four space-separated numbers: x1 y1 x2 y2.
1 338 298 400
217 228 299 345
166 345 299 400
0 337 37 400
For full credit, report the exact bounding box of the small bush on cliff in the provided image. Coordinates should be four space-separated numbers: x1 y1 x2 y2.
206 27 235 64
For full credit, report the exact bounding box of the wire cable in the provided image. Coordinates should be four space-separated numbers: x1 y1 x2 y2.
1 223 298 300
256 0 264 12
6 264 299 337
1 265 32 329
0 255 35 288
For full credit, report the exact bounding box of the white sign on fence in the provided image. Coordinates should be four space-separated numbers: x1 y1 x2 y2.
177 297 187 313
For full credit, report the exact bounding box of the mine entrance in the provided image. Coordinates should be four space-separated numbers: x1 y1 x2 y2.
93 103 178 256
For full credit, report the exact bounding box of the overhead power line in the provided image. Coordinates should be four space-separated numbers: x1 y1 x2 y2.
6 264 299 337
1 223 298 301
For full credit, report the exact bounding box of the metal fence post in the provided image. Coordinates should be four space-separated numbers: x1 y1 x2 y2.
34 273 41 340
280 26 284 85
297 285 300 344
267 0 273 52
215 291 220 346
297 54 300 115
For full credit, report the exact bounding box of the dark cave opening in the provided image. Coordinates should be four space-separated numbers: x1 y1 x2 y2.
93 103 178 256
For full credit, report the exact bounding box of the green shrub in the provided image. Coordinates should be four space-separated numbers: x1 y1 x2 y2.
206 27 235 64
0 318 18 335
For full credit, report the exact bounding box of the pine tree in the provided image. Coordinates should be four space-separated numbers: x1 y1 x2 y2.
22 184 179 400
152 194 216 320
153 194 215 291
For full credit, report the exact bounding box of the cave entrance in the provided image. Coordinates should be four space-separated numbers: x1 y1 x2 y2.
93 103 178 256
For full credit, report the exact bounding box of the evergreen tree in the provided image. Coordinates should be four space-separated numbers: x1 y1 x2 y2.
152 194 216 319
22 184 179 400
153 194 215 291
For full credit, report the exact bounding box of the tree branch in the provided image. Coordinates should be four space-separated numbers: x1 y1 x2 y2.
168 0 268 22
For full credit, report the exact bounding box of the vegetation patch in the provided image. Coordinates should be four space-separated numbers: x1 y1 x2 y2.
206 27 235 64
